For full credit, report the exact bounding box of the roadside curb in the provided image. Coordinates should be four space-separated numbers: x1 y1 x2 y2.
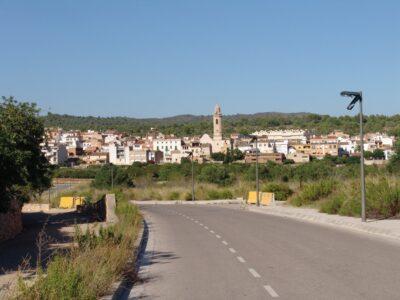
131 199 242 205
247 205 400 242
100 217 148 300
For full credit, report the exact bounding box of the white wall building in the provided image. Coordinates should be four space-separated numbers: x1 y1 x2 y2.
153 138 183 160
42 142 68 165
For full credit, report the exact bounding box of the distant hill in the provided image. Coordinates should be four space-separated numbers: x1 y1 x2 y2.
41 112 400 137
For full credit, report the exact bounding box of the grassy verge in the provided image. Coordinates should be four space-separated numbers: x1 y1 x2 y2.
15 193 142 300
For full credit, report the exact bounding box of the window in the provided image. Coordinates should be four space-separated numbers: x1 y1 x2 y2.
215 119 218 125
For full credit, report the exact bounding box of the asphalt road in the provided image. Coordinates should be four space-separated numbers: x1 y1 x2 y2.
130 204 400 300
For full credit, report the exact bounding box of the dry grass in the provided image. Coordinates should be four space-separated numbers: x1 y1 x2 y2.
125 180 258 201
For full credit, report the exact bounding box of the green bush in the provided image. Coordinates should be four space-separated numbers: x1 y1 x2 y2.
198 164 233 186
168 191 180 200
291 180 336 207
320 194 345 214
184 192 193 201
205 189 233 200
365 178 400 218
262 183 293 201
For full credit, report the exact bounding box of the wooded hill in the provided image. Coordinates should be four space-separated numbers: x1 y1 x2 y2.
41 112 400 137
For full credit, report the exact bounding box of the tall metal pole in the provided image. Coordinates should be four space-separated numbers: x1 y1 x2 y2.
255 137 260 207
111 167 114 190
359 94 366 222
191 154 195 201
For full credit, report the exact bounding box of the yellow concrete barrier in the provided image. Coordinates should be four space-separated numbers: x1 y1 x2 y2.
59 196 85 209
247 191 275 206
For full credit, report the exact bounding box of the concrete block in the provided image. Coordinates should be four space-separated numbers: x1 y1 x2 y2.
105 194 119 224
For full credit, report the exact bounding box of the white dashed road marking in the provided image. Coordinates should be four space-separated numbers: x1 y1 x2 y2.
264 285 279 298
237 256 245 263
175 208 279 298
248 268 261 278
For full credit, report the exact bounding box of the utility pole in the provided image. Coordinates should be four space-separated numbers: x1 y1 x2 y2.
340 91 366 222
191 152 195 201
111 166 114 190
255 137 260 207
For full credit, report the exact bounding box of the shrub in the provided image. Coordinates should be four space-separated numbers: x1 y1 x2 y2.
198 165 233 186
168 191 180 200
320 194 345 214
206 189 233 200
290 180 336 207
262 183 293 201
184 192 193 201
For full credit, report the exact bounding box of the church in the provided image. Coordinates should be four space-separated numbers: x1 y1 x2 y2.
200 105 232 154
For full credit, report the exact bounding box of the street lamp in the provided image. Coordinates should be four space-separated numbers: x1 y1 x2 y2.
340 91 366 222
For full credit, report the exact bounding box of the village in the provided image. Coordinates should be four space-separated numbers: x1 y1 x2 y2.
42 105 396 167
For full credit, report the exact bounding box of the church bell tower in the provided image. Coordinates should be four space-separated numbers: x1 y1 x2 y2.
213 104 222 141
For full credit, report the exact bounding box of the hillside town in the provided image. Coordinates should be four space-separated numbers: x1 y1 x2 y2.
41 105 396 167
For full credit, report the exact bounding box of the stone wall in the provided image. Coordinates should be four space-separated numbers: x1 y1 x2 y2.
0 199 23 242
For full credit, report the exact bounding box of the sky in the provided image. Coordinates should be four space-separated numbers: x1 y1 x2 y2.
0 1 399 117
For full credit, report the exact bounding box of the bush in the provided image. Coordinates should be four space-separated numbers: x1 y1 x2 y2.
168 191 180 200
184 192 193 201
291 180 336 207
320 194 345 214
262 183 293 201
198 164 233 186
206 189 233 200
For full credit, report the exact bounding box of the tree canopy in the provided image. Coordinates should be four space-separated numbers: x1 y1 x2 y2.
41 112 400 137
0 97 51 212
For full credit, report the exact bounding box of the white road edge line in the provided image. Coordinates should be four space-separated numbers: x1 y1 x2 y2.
204 226 209 229
248 268 261 278
216 234 221 239
210 230 215 233
264 285 279 298
229 248 236 253
237 256 245 263
222 240 228 245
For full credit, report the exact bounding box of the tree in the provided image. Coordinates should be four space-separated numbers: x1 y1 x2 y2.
388 141 400 173
372 149 385 160
0 97 51 212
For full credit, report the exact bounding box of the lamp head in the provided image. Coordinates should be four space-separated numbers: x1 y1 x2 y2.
340 91 362 110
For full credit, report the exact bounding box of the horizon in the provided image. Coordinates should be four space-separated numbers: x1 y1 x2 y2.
41 109 399 119
1 1 399 117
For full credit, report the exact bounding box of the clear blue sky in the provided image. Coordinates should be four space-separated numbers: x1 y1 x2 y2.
1 1 399 117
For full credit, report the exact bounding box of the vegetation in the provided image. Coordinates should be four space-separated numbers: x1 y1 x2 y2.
0 97 51 212
319 177 400 218
290 180 336 207
16 191 142 300
262 183 293 201
42 112 400 137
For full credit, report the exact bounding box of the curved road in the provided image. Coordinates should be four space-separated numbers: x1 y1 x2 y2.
130 204 400 299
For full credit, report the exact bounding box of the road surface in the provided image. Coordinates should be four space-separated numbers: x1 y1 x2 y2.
130 204 400 299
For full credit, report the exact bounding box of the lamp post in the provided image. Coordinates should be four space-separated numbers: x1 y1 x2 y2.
340 91 366 222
